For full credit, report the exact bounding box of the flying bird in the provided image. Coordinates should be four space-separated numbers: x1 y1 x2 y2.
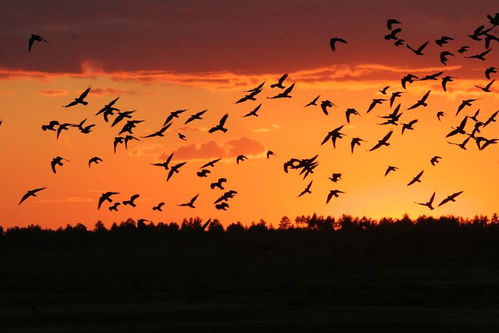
98 192 119 210
267 83 295 99
326 190 345 204
329 37 347 51
435 36 453 46
456 99 477 116
458 45 469 53
466 49 491 61
407 90 430 110
270 74 288 89
415 192 436 210
367 98 386 113
387 19 401 30
438 191 463 207
236 155 248 164
142 123 172 138
321 100 335 115
440 51 454 65
167 161 187 181
197 169 211 177
384 28 402 40
111 110 135 127
430 156 442 166
407 170 424 186
210 178 227 190
390 91 404 107
321 125 345 148
208 114 229 133
329 173 342 182
88 156 103 167
178 132 187 141
151 153 174 170
96 97 120 121
179 194 199 208
369 131 393 151
446 117 468 137
305 95 320 107
64 88 91 108
200 158 222 169
401 119 418 134
185 109 207 124
50 156 69 174
350 137 364 153
266 150 276 159
41 120 59 131
406 41 429 55
109 202 120 211
243 104 262 117
152 202 165 211
298 181 313 197
28 34 48 52
401 74 418 89
122 194 140 207
379 86 390 94
19 187 46 205
385 165 398 176
437 111 445 121
345 108 360 123
475 80 495 92
441 76 454 92
163 109 188 126
235 89 262 104
485 67 497 80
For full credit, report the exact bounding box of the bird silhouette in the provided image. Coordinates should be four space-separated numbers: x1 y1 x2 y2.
407 170 424 186
200 158 222 169
345 108 360 123
28 34 48 52
122 194 140 207
56 122 76 139
438 191 463 207
109 202 120 211
387 19 401 30
369 131 393 151
394 39 405 47
142 123 172 138
367 98 386 113
208 114 229 133
305 95 320 107
243 104 261 117
235 89 262 104
321 125 345 148
246 81 265 93
379 104 402 125
407 90 430 110
485 67 497 80
384 28 402 40
466 49 491 61
484 34 498 49
119 119 143 135
415 192 436 210
401 119 418 134
298 181 313 197
64 88 91 108
329 37 347 51
77 119 95 134
350 137 364 153
266 150 276 159
167 162 187 181
214 190 238 204
270 74 288 89
268 83 295 99
468 25 493 41
441 76 454 92
329 173 342 182
151 152 174 170
407 41 429 55
163 109 188 126
98 192 119 209
446 117 468 137
456 99 477 115
487 13 499 25
236 155 247 164
41 120 59 131
430 156 442 166
197 169 211 177
440 51 454 65
379 86 390 94
111 110 135 127
475 80 495 92
88 156 103 167
96 97 120 121
401 74 418 89
389 91 404 107
385 165 398 176
420 71 444 81
185 109 207 124
458 45 469 53
321 100 335 115
215 202 229 210
152 202 165 211
326 190 345 204
179 194 199 208
210 178 227 190
484 111 498 127
447 136 472 150
435 36 453 46
50 156 69 174
19 187 46 205
178 132 187 141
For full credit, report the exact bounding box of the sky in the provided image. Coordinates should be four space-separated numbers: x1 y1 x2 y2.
0 0 497 229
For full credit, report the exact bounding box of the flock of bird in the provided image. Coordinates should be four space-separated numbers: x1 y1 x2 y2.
14 13 499 222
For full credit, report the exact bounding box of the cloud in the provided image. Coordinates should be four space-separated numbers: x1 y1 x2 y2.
171 137 266 160
128 143 164 158
37 89 69 96
91 87 137 96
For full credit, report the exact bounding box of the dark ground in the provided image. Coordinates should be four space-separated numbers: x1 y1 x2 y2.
1 228 499 332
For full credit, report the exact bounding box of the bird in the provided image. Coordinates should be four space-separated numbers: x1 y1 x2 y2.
407 90 430 110
200 158 222 169
266 150 276 159
456 99 477 116
208 114 229 133
109 202 120 211
345 108 360 123
50 156 69 174
98 192 119 209
487 13 499 26
407 170 424 186
56 123 76 140
122 194 140 207
385 166 398 176
28 34 48 52
179 194 199 208
41 120 59 131
369 131 393 151
167 162 187 181
484 33 498 49
329 37 347 51
210 178 227 190
321 125 345 148
415 192 436 210
394 39 405 47
401 74 418 89
236 155 247 164
142 123 172 138
270 74 288 89
329 173 342 182
243 104 261 117
326 190 345 204
420 71 444 81
475 80 495 92
235 89 262 104
384 28 402 40
19 187 46 205
367 98 386 113
268 83 295 99
178 132 187 141
485 67 497 80
350 137 364 153
246 81 265 93
214 190 238 204
215 202 229 211
379 104 402 125
151 153 174 170
401 119 418 134
305 95 320 107
466 49 491 61
440 51 454 65
435 36 453 46
407 41 429 55
389 91 404 107
448 136 472 150
321 100 335 115
111 110 135 127
185 109 207 124
76 119 95 134
379 86 390 94
88 156 103 167
469 109 481 123
163 109 188 126
438 191 463 207
430 156 442 166
437 111 445 121
119 119 143 135
386 19 401 30
484 111 498 127
441 76 454 92
64 88 91 108
446 117 468 137
457 45 469 53
96 97 120 121
298 181 313 197
152 202 165 211
468 25 493 41
197 169 211 177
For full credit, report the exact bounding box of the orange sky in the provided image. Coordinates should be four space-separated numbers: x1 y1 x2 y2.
0 1 497 228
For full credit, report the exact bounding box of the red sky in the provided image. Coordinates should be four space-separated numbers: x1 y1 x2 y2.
0 1 497 228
